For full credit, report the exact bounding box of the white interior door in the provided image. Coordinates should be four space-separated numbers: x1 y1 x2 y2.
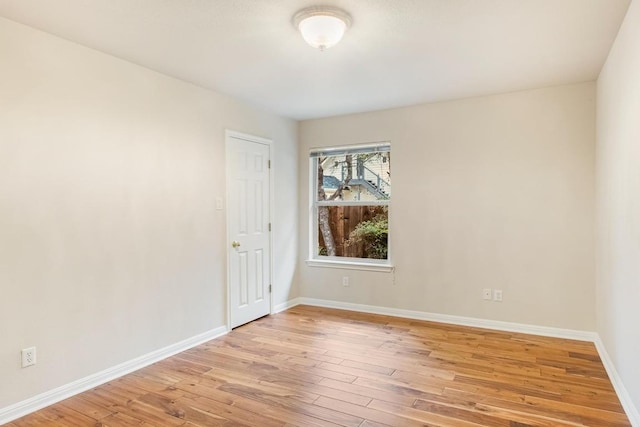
226 132 271 328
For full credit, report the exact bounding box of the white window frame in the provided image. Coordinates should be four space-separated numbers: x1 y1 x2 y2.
306 142 393 272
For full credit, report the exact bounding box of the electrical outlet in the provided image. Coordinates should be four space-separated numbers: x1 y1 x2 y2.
493 289 503 302
342 276 350 287
21 347 36 368
482 288 492 300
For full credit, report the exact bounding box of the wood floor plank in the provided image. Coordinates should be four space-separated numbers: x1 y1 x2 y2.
99 411 154 426
175 376 342 427
7 305 631 426
314 396 429 427
367 398 485 427
318 377 418 406
443 387 623 427
255 374 373 406
58 394 115 421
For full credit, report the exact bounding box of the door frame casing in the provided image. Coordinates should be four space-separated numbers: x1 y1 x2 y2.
224 130 274 330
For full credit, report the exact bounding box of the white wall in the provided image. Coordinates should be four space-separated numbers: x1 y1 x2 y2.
299 83 596 331
0 17 298 409
597 0 640 413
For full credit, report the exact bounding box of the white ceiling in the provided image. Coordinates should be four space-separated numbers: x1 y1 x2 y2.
0 0 631 120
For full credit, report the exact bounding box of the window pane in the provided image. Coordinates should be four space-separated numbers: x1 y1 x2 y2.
317 206 388 260
317 153 391 202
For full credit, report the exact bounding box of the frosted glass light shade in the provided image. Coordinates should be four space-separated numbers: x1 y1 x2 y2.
293 7 352 50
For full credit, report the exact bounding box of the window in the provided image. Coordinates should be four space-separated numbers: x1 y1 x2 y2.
309 142 391 270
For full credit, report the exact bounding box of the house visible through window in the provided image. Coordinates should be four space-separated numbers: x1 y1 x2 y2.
310 142 391 265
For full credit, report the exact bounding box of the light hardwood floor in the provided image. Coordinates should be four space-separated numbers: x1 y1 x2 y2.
7 305 630 426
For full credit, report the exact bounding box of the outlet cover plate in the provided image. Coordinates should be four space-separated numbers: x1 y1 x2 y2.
21 347 36 368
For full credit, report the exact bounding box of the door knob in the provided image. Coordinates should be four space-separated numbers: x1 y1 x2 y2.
232 241 241 248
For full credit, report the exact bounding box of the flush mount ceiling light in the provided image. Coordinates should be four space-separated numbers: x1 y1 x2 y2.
293 6 352 51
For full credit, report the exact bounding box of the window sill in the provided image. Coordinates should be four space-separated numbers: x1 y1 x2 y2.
305 258 394 272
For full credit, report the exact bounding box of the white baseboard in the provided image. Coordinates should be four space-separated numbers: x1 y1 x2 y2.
295 297 596 341
274 297 301 313
0 326 228 425
594 336 640 426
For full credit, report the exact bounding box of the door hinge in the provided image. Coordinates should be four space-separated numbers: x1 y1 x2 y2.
269 284 272 293
268 223 271 232
268 160 271 169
